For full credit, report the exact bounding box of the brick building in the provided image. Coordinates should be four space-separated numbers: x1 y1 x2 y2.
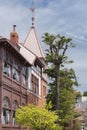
0 14 47 130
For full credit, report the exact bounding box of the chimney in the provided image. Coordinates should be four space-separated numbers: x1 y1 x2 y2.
10 25 19 44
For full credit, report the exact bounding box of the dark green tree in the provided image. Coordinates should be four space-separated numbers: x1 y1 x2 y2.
75 91 82 102
43 33 79 127
46 68 78 126
83 91 87 96
43 33 75 110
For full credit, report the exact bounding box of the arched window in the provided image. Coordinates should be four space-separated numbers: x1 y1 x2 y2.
12 100 18 110
12 100 18 125
2 96 10 124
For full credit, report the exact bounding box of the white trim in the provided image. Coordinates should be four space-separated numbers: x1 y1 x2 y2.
28 67 32 90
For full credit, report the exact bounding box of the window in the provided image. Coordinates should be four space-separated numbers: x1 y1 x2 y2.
4 50 12 63
3 62 11 76
21 67 27 86
31 74 39 94
12 111 15 125
12 58 20 82
12 100 18 110
2 97 10 124
12 100 18 125
13 68 19 82
22 75 26 86
2 109 10 124
34 63 42 75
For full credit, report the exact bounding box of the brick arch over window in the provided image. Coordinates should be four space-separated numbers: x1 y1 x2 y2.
12 100 18 110
2 96 10 108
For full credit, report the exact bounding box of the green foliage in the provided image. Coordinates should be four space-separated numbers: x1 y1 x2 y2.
47 68 79 126
74 91 82 102
43 33 75 110
43 33 79 126
58 87 75 125
42 33 74 67
83 91 87 96
15 104 62 130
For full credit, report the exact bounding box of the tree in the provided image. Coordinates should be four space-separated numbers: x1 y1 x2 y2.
83 91 87 96
43 33 75 110
43 33 79 127
59 69 78 126
15 104 62 130
46 68 78 126
75 91 82 102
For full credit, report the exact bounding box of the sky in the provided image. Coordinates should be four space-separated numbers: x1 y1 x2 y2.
0 0 87 93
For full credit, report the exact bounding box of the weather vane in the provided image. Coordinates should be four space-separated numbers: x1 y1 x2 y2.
30 0 35 27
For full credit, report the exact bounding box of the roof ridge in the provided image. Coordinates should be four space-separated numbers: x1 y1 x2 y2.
20 42 36 57
24 27 44 58
33 28 44 58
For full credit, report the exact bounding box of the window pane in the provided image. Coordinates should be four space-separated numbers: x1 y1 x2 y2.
22 75 26 86
12 111 18 125
12 111 15 125
12 100 18 110
3 97 10 108
3 62 11 76
13 68 19 82
31 74 39 94
2 109 10 124
22 67 27 75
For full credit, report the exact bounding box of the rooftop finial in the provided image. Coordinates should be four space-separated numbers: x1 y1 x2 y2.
30 0 35 28
13 25 16 32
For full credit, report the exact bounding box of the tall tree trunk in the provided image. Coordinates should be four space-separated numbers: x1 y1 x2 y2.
55 64 60 110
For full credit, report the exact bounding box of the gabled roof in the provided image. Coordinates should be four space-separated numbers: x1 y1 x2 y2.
19 43 44 67
0 38 30 66
19 43 36 65
24 27 44 58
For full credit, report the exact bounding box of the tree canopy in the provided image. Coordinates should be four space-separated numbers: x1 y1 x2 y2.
43 33 76 110
83 91 87 96
43 33 79 126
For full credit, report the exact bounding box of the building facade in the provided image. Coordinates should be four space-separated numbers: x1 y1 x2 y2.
0 23 47 130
